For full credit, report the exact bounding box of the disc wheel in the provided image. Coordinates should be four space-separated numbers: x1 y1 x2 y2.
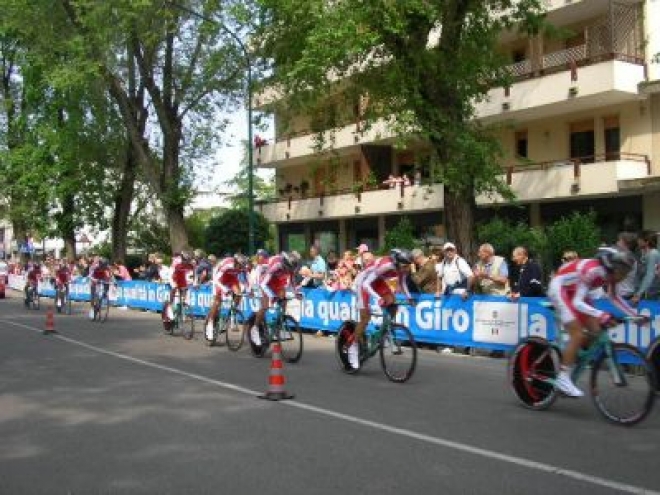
204 313 221 347
182 304 195 340
225 309 246 351
379 323 417 383
590 343 656 426
162 303 174 335
646 337 660 393
508 338 560 410
246 315 268 358
276 315 303 364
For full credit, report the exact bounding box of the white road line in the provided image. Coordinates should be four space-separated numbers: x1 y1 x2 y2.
2 318 658 495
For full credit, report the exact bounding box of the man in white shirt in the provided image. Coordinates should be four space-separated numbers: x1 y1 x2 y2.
435 242 474 300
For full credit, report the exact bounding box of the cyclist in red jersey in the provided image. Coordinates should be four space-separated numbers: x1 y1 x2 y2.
89 258 113 318
163 251 195 320
251 251 301 346
204 254 249 335
347 248 414 370
24 262 42 304
547 246 642 397
55 260 72 302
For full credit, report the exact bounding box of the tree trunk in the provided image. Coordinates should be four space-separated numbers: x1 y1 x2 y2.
167 206 189 253
443 188 477 264
111 144 137 263
61 192 77 261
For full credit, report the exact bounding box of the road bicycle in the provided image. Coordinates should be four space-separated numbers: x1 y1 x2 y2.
90 282 111 323
246 297 303 363
162 287 195 339
204 294 246 350
24 283 40 310
55 283 72 315
509 313 656 426
336 303 417 383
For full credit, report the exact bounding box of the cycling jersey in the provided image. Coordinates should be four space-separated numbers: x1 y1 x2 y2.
356 256 411 310
56 266 72 286
548 258 636 324
170 258 195 289
26 267 42 284
90 267 112 283
259 255 293 299
214 257 245 296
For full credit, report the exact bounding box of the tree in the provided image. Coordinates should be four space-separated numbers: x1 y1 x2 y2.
224 141 275 209
384 216 417 252
257 0 547 257
205 208 270 255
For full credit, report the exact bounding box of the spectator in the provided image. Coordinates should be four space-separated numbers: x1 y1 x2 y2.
632 230 660 303
156 257 170 283
194 250 213 285
326 250 339 271
354 244 370 270
402 174 411 187
383 175 397 189
302 245 326 288
510 246 544 300
140 253 159 282
611 232 637 300
113 260 132 281
413 169 422 187
561 250 579 264
436 242 474 300
336 250 357 290
473 243 509 296
411 248 438 294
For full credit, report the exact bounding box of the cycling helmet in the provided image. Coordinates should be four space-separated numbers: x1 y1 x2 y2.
98 258 109 269
234 253 249 268
280 251 301 270
390 248 414 267
180 250 192 263
595 246 635 273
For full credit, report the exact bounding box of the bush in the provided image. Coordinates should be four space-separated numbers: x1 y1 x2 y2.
384 216 417 252
545 210 601 270
205 208 271 255
476 217 546 261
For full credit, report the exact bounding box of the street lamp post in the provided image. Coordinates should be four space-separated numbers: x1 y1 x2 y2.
167 2 255 254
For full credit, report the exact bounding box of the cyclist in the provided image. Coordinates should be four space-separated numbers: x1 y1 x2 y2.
204 253 249 335
547 246 643 397
24 262 42 306
251 251 301 346
347 248 414 370
89 258 113 319
164 251 195 321
55 260 73 308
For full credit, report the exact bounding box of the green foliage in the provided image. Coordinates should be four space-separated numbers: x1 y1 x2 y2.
204 208 271 255
476 211 601 271
127 216 171 257
545 210 601 269
476 217 547 261
384 216 417 252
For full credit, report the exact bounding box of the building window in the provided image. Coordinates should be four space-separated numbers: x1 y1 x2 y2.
604 115 620 161
570 120 595 163
515 130 528 159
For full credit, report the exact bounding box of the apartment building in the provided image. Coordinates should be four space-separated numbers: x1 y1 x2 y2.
254 0 660 255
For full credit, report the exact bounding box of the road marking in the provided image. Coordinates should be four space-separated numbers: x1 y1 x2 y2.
2 318 658 495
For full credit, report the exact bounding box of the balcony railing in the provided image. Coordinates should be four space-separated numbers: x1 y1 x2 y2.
504 153 650 185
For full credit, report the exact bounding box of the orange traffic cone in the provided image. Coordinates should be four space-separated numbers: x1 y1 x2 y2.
44 307 56 335
258 342 294 401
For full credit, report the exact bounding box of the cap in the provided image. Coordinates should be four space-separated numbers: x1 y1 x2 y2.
356 243 370 255
443 242 456 251
256 249 269 257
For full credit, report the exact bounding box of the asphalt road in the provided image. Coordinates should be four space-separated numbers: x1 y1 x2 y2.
1 292 660 495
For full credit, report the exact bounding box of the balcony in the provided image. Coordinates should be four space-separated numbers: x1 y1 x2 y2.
258 183 445 223
256 119 395 168
484 153 651 203
258 155 650 223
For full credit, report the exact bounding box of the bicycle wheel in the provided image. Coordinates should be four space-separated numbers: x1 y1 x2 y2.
646 337 660 392
162 303 174 335
100 294 110 323
336 321 359 373
246 315 268 358
379 323 416 383
225 309 246 351
590 343 656 426
508 338 560 410
277 315 303 364
55 289 63 314
183 304 195 340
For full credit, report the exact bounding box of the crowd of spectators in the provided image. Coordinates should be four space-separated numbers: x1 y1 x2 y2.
3 229 658 304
